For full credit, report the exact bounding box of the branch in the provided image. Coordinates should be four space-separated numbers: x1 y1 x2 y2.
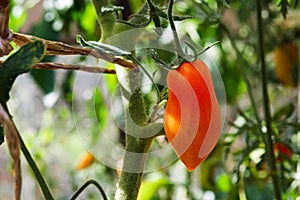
11 32 136 69
0 0 10 39
256 0 282 199
33 62 116 74
0 59 116 74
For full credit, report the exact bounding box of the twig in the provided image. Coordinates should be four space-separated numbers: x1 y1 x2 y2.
167 0 185 57
33 62 116 74
256 0 282 199
11 32 136 69
0 60 116 74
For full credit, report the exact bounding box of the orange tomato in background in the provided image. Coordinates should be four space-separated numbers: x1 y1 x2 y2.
164 59 222 172
76 152 95 170
274 42 299 87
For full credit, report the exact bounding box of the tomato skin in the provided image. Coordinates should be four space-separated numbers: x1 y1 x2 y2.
164 59 222 171
274 43 299 86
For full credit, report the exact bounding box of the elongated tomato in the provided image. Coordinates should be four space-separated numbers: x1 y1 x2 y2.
164 59 222 171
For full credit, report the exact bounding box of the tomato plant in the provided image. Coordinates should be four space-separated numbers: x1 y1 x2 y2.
1 0 300 200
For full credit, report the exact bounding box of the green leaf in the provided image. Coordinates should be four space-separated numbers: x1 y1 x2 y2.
29 19 58 94
93 88 107 128
104 72 118 94
278 0 290 18
30 69 55 94
216 173 231 192
273 103 294 121
217 0 230 8
137 177 173 200
61 71 74 104
0 40 46 106
76 35 131 56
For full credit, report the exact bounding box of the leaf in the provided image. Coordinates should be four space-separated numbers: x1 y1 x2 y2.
76 35 131 56
216 173 231 192
217 0 230 8
101 5 124 14
278 0 290 19
29 18 58 94
137 177 173 200
61 71 74 104
273 103 294 121
93 88 107 128
30 69 55 94
0 40 46 105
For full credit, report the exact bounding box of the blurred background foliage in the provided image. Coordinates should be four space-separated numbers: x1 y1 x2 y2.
1 0 300 199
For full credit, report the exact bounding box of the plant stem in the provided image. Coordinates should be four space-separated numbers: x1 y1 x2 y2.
18 132 54 200
4 105 54 200
116 136 152 200
168 0 185 57
114 66 152 200
256 0 282 199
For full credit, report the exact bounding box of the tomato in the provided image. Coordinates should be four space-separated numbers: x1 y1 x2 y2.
164 59 222 171
76 152 95 170
273 142 293 162
274 43 299 87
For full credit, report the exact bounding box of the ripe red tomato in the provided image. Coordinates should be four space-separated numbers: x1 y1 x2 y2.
164 59 222 171
273 142 293 162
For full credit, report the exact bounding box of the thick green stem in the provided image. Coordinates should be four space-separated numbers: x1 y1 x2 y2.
116 136 152 200
114 66 152 200
256 1 282 199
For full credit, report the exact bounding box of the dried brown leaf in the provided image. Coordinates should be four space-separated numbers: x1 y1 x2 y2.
0 104 21 200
